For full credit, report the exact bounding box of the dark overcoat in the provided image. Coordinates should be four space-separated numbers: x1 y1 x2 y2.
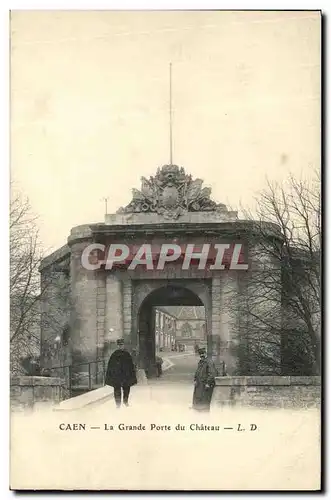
105 349 137 388
192 358 217 411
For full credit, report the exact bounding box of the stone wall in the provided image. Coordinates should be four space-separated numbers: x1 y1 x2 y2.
212 376 321 409
40 249 71 370
104 211 238 225
69 240 102 364
10 376 66 410
40 219 284 373
96 271 107 356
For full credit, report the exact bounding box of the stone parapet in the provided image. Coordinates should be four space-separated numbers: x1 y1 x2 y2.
96 218 282 238
39 244 70 271
105 211 238 226
213 375 321 409
10 376 66 409
215 375 321 386
67 224 96 245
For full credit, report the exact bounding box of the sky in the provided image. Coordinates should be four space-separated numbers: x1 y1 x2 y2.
10 10 321 254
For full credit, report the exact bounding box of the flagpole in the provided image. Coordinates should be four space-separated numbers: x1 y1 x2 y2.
169 62 173 165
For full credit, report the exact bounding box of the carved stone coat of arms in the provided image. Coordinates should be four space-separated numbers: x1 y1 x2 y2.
117 164 226 219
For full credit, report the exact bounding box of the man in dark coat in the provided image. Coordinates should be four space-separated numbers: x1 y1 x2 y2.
105 339 137 408
192 348 217 412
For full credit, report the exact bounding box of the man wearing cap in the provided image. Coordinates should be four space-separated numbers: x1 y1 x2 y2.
105 339 137 408
192 347 218 412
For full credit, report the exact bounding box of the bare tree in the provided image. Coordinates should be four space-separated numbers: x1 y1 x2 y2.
10 189 43 373
10 187 72 375
230 172 321 376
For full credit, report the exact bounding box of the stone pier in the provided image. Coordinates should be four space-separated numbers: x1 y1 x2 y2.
105 273 124 350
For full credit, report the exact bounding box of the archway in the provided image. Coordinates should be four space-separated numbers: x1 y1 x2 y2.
137 285 205 378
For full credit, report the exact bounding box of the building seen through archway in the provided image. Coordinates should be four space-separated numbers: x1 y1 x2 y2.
154 306 206 350
137 285 206 378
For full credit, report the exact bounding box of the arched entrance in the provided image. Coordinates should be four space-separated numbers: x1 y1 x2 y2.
137 285 205 378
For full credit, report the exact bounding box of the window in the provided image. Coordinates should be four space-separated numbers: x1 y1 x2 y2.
181 322 192 338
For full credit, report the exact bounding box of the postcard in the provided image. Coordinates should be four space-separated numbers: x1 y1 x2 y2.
10 10 321 491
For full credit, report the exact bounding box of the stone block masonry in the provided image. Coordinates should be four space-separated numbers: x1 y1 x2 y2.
105 273 123 343
39 165 286 379
96 272 106 355
70 241 99 361
10 376 66 410
122 278 133 344
212 376 321 409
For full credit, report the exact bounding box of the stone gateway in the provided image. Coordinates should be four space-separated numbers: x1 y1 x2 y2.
39 164 282 379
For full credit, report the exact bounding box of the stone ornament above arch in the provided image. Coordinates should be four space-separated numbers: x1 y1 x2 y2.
117 164 229 220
